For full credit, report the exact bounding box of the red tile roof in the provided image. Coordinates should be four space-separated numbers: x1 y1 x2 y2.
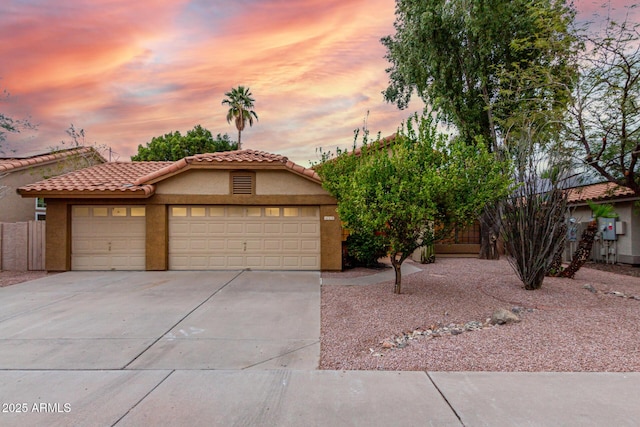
567 182 636 203
0 146 106 173
18 150 321 198
18 162 172 197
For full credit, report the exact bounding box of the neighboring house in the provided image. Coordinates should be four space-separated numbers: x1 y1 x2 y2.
566 182 640 265
18 149 342 272
0 147 105 222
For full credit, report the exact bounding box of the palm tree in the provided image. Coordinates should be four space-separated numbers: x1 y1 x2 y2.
221 86 258 150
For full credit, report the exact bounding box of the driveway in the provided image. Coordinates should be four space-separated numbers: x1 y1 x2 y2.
0 270 320 370
1 271 638 427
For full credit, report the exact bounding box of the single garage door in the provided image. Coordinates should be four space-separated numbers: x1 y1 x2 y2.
71 205 146 270
169 205 320 270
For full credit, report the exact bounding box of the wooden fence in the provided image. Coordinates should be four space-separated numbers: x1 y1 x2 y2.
0 221 46 271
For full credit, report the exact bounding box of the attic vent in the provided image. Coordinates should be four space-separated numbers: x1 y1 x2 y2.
232 174 253 195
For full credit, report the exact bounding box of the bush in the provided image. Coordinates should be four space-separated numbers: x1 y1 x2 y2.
344 231 388 268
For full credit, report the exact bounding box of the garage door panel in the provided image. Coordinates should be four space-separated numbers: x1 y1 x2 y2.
227 223 244 234
264 223 281 234
301 223 319 234
301 256 320 267
282 240 300 250
189 222 208 234
301 240 319 251
264 240 281 250
282 223 299 234
245 223 263 234
207 239 225 250
168 205 320 270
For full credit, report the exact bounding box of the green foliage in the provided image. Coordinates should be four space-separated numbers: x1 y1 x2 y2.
221 86 258 149
381 0 578 151
587 200 618 220
131 125 237 161
317 114 511 293
344 232 388 268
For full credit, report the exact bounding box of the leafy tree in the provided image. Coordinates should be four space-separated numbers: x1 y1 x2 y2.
131 125 237 161
565 10 640 195
381 0 578 258
222 86 258 150
317 114 510 294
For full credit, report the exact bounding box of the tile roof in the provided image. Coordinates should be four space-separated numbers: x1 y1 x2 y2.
18 150 321 197
18 161 172 197
567 182 636 203
136 149 321 185
0 147 106 173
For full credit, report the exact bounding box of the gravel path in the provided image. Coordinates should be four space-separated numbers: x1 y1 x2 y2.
320 257 640 372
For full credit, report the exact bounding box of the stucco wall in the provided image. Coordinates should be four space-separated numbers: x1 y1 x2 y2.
45 200 70 271
256 171 328 195
567 201 639 264
154 169 330 197
154 170 230 195
1 169 45 222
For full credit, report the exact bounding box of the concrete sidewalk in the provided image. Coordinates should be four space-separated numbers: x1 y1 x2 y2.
1 271 639 426
1 370 638 426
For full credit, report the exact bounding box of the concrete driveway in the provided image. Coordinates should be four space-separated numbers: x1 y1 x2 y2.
0 270 320 370
1 271 639 426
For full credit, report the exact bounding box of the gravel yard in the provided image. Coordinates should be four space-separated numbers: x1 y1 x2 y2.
320 257 640 372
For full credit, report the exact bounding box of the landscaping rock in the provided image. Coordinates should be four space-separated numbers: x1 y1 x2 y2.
583 284 597 293
490 308 521 325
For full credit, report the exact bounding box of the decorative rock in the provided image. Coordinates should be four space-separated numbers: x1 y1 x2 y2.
490 308 521 325
382 340 394 349
583 284 597 293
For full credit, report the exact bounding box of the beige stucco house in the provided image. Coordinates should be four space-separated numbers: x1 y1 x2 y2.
18 150 342 272
0 147 105 222
566 182 640 265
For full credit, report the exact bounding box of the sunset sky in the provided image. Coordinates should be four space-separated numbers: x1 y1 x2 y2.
1 0 636 165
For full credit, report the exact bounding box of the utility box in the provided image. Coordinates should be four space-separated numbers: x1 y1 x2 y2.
598 217 617 241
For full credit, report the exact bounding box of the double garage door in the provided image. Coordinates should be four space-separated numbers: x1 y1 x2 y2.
169 205 320 270
71 205 320 271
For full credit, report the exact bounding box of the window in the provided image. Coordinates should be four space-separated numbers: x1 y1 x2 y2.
171 207 187 217
265 207 280 217
191 207 206 217
93 207 108 217
209 207 225 217
246 207 262 217
35 198 47 221
283 208 299 217
131 207 146 217
112 207 127 217
231 173 254 195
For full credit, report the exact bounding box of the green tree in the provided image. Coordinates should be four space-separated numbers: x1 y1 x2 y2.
222 86 258 150
565 10 640 195
131 125 237 161
317 115 510 294
381 0 578 258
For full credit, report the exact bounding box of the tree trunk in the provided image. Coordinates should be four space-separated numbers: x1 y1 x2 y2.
546 222 567 276
390 254 403 294
237 129 242 150
559 221 597 278
478 209 500 260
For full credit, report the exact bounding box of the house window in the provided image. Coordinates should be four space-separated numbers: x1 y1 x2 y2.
35 198 46 220
231 172 254 195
